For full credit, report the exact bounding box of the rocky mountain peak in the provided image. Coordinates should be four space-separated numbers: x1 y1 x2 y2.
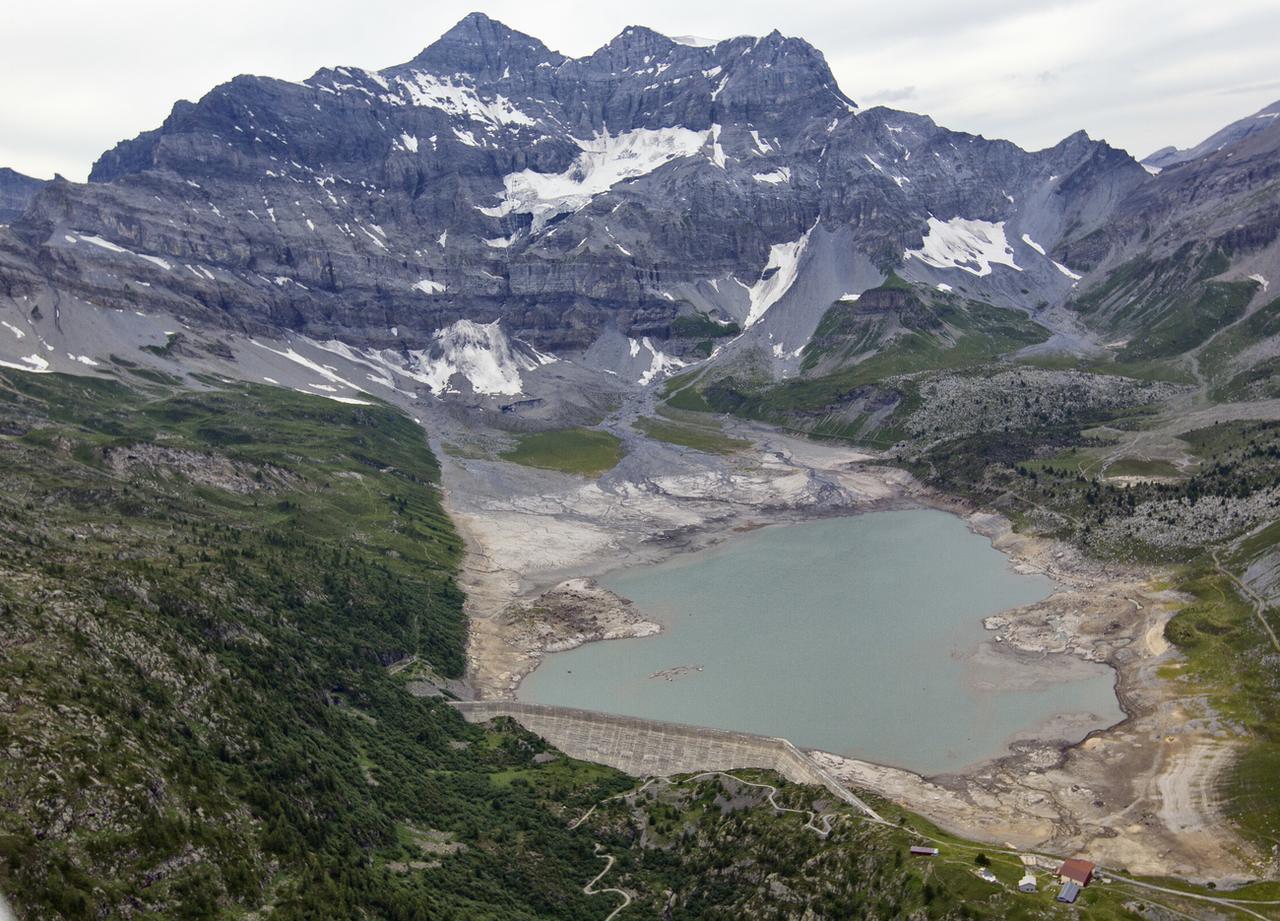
605 25 677 52
407 12 564 77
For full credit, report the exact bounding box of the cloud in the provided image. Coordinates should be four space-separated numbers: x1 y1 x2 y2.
1215 79 1280 98
862 86 917 104
2 0 1279 179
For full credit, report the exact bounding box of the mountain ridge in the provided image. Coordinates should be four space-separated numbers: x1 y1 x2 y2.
0 167 44 224
0 12 1270 408
1143 98 1280 170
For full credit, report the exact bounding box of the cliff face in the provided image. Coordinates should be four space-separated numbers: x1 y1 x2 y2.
0 168 44 224
0 12 1151 374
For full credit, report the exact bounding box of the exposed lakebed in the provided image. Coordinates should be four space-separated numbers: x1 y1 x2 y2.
517 509 1123 775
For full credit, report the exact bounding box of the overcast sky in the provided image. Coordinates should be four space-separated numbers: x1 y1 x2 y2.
5 0 1280 181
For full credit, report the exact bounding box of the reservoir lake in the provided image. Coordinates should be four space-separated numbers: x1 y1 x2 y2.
517 509 1123 775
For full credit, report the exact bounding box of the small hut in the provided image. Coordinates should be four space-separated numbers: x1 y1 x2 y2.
1058 858 1095 887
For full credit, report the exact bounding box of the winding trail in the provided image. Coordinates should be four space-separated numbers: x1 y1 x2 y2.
1213 548 1280 656
570 770 1280 920
573 770 851 919
569 778 657 831
687 770 846 837
582 845 631 921
1105 875 1280 921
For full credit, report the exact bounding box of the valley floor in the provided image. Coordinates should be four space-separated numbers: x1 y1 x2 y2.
441 401 1265 885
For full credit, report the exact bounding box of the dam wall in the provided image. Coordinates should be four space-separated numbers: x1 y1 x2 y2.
451 700 881 819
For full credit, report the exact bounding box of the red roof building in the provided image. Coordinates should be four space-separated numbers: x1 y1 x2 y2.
1058 859 1095 886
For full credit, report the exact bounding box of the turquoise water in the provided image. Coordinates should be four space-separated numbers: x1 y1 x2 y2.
517 509 1122 775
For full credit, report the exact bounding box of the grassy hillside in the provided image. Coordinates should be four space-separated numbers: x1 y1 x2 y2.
633 412 750 455
0 371 641 919
669 313 741 357
1200 295 1280 400
675 285 1050 446
1069 243 1261 361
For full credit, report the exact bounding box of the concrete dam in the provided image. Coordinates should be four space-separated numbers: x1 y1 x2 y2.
451 700 883 820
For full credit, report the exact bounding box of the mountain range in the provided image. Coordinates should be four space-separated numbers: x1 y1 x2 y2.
3 14 1280 920
2 12 1275 410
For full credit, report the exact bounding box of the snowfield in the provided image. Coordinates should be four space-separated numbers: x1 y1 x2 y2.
752 167 791 184
631 337 687 385
744 223 815 327
480 127 710 229
414 319 555 395
1023 233 1083 280
905 217 1021 277
394 71 535 127
73 233 172 271
413 278 446 295
307 321 556 397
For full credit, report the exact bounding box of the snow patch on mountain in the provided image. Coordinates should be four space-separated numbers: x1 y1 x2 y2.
394 71 535 127
744 223 815 327
413 278 445 295
415 320 555 395
1250 273 1270 291
709 124 728 169
481 127 710 229
251 340 370 396
73 233 172 271
0 353 51 373
671 35 719 47
750 130 774 155
631 336 687 385
905 217 1021 277
753 167 791 184
1022 233 1081 280
1053 260 1082 281
77 233 127 254
863 155 909 188
308 321 555 396
306 339 403 393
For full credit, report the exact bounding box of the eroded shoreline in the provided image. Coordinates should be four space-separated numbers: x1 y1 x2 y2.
439 422 1256 882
